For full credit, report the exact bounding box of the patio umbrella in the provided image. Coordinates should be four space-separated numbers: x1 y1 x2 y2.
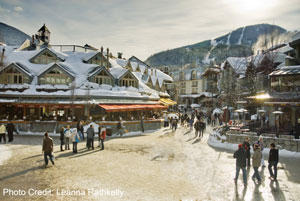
272 111 283 114
168 113 179 119
235 108 248 113
258 110 266 113
213 108 223 115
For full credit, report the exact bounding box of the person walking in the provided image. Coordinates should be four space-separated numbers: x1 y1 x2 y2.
116 119 125 137
42 132 54 167
199 119 206 138
268 143 279 181
257 136 265 167
243 137 251 167
233 144 247 186
194 119 201 138
77 121 84 140
0 124 6 144
71 128 80 153
252 144 262 184
99 125 106 150
59 127 65 151
140 115 144 133
189 116 194 131
172 118 178 132
164 114 169 127
87 124 95 150
64 125 71 150
6 121 18 142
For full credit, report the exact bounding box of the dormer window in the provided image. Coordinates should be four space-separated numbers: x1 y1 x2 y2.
191 70 197 80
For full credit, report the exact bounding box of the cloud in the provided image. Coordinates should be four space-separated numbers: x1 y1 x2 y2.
0 5 11 13
14 6 23 12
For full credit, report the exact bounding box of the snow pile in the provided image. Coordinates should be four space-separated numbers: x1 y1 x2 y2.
0 145 12 166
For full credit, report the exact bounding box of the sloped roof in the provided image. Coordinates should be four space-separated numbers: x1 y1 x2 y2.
37 62 76 78
225 57 248 75
269 65 300 76
1 62 34 78
109 67 128 79
30 47 66 62
38 24 50 33
87 66 114 78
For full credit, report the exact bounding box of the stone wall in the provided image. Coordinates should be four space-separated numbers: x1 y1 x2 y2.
0 120 163 134
226 132 300 152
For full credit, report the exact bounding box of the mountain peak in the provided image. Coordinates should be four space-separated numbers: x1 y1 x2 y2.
146 24 287 67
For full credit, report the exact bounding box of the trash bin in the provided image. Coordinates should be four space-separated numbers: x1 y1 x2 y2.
106 126 112 136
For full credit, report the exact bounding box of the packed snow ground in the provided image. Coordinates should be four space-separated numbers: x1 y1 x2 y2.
0 125 300 201
0 145 11 166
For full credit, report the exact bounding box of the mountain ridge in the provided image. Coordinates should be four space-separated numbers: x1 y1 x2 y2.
0 22 31 46
146 23 287 68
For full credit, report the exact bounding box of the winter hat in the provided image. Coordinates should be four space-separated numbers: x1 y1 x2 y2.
238 144 243 149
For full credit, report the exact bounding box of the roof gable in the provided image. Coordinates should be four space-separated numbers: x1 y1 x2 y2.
38 63 76 79
1 62 34 78
88 66 115 81
29 48 65 64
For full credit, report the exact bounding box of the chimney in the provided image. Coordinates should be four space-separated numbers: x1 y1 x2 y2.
0 48 5 66
106 48 109 69
117 52 123 59
151 69 153 76
155 69 157 76
100 46 103 67
32 35 35 44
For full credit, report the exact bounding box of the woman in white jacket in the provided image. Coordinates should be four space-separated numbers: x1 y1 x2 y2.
0 124 6 144
71 128 80 153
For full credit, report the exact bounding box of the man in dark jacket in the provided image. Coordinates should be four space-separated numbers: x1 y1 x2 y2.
268 143 279 180
86 124 95 150
243 137 251 167
7 121 18 142
233 144 247 186
42 132 54 167
60 127 65 151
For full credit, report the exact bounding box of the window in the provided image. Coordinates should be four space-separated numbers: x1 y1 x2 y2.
120 73 137 88
191 70 197 80
180 88 186 94
94 71 112 85
192 81 198 87
33 52 59 64
39 67 72 85
192 88 198 94
180 82 186 87
0 66 29 84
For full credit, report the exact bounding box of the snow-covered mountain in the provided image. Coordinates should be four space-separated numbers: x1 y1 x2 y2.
146 24 287 67
0 22 31 46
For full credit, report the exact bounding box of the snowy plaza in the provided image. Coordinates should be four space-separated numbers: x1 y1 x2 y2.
1 125 300 201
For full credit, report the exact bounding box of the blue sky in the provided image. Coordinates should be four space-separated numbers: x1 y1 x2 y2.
1 0 300 60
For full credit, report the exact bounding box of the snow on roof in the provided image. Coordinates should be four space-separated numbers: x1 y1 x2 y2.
115 58 127 67
31 48 66 61
109 67 128 79
1 47 172 99
225 57 248 75
81 51 99 62
157 78 164 88
37 62 76 78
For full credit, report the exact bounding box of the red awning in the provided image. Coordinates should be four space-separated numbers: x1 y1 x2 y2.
98 104 167 112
